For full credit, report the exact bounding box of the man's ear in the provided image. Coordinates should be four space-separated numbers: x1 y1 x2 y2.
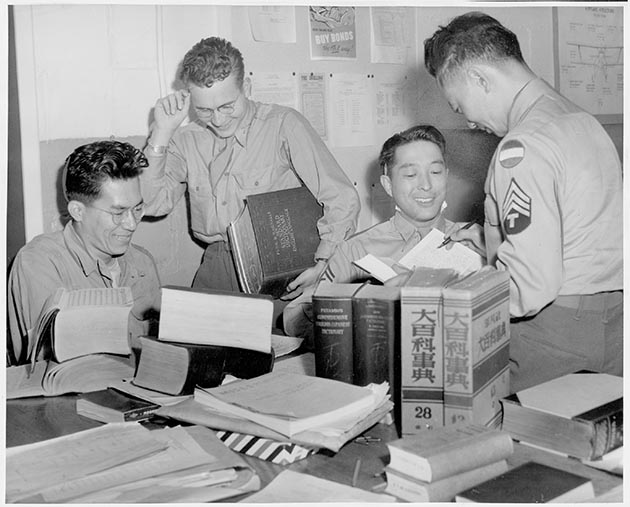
67 200 86 222
243 77 252 98
380 174 393 198
467 66 490 93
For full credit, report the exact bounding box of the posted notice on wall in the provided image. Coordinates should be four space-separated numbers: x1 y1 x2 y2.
328 73 375 148
369 7 414 65
248 6 296 43
249 72 298 110
309 6 356 60
300 73 328 139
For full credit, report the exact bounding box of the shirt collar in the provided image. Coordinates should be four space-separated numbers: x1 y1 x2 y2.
507 78 550 130
392 209 447 242
63 221 131 279
232 98 256 148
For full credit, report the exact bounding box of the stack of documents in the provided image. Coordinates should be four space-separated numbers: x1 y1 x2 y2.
158 371 393 452
6 423 259 503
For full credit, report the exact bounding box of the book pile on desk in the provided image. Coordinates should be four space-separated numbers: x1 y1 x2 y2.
383 423 513 502
312 266 511 437
5 422 260 503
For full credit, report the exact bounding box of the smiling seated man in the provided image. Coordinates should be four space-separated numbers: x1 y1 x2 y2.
283 124 479 341
7 140 161 366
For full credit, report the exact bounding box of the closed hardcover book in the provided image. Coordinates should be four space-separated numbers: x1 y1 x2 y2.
352 284 400 386
399 268 458 436
500 371 623 460
228 186 323 298
312 283 363 384
387 424 514 483
76 387 160 423
442 268 510 428
385 459 508 503
455 461 595 503
133 336 274 395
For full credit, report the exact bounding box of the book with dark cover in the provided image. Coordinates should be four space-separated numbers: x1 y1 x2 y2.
500 373 623 460
228 186 323 298
385 459 508 503
351 284 400 430
442 268 510 428
76 387 160 423
399 268 458 436
454 461 595 503
312 283 363 384
387 424 514 483
133 336 275 395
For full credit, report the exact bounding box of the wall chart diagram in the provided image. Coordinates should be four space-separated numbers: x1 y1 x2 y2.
556 6 623 117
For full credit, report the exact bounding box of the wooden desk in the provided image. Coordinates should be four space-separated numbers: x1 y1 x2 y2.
6 395 622 502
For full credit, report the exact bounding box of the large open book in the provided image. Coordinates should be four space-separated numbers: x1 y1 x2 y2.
29 287 133 364
228 187 323 298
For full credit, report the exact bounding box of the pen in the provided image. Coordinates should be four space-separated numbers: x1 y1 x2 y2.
437 221 475 249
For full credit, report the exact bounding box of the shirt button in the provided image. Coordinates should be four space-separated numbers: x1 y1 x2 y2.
222 201 227 206
254 181 259 186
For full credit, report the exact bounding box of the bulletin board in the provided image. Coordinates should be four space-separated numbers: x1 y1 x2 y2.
553 6 623 124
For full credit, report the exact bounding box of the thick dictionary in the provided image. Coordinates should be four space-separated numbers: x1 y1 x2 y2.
312 283 363 384
500 371 623 460
228 186 323 298
399 268 458 436
442 267 510 428
133 336 274 395
386 424 513 483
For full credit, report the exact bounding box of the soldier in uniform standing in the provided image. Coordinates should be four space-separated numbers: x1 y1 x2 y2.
424 12 623 391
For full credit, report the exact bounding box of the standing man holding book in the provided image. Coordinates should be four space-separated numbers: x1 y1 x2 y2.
423 12 623 391
141 37 360 305
7 141 161 365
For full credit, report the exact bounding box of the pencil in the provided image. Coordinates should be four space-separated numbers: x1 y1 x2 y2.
437 221 475 249
352 458 362 488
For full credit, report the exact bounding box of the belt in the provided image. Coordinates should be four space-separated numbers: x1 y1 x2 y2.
554 291 623 311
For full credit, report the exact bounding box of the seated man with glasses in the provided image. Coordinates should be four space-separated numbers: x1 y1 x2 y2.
7 140 161 365
141 37 360 319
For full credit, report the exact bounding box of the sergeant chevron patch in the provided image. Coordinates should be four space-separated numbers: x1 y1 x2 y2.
499 139 525 168
502 178 531 234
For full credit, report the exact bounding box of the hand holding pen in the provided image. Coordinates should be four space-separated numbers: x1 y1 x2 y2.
438 221 476 249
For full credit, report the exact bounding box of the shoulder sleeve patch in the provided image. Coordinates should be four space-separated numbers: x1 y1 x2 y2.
499 139 525 168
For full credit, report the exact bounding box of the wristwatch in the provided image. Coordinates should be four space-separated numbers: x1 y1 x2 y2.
147 141 167 156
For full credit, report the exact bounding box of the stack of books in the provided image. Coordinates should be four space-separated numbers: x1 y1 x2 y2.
311 266 511 437
384 424 513 502
132 286 275 395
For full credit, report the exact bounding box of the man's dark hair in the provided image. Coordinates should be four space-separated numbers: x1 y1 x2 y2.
424 12 524 82
179 37 245 88
379 125 446 175
63 140 147 203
